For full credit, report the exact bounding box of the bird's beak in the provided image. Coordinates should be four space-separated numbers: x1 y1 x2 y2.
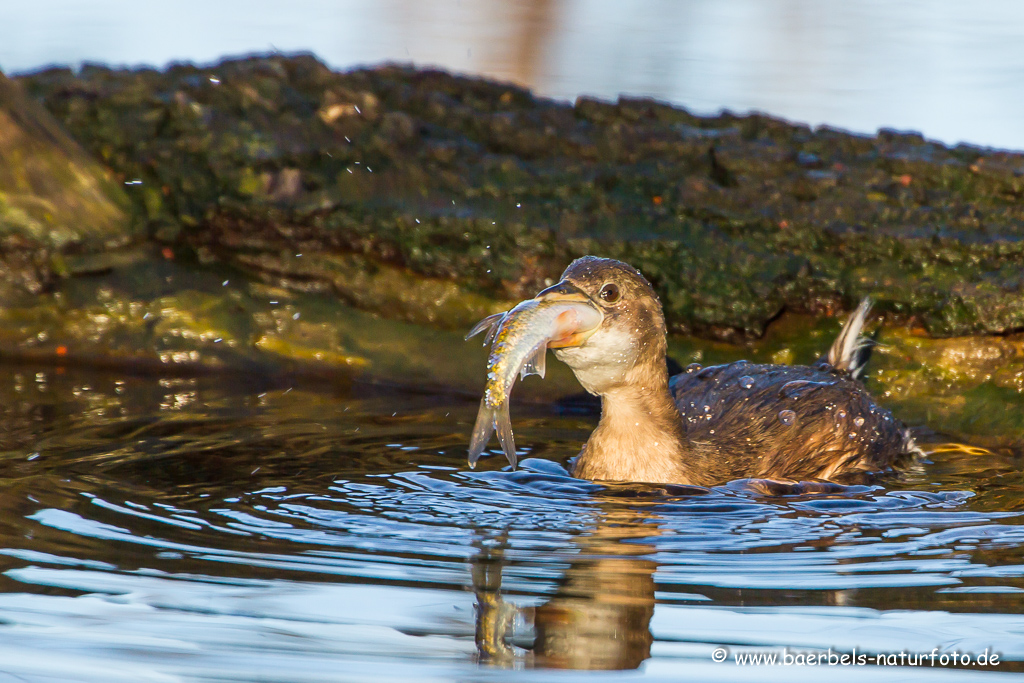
535 280 603 348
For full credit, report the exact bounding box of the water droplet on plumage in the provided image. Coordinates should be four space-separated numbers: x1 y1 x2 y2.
837 410 847 419
778 410 796 426
854 416 865 427
739 376 754 389
685 363 702 374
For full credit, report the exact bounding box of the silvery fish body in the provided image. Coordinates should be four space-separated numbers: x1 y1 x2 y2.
467 298 602 469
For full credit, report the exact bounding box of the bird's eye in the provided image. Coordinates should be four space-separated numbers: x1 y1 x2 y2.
599 283 621 303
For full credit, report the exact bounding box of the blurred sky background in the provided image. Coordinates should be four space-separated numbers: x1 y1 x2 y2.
1 0 1023 150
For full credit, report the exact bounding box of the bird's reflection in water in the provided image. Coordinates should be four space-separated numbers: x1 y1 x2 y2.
473 507 660 670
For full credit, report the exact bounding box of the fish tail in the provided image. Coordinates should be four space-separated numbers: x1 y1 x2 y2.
494 401 517 470
467 399 517 470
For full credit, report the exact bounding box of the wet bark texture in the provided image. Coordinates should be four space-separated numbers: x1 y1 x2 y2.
14 54 1024 340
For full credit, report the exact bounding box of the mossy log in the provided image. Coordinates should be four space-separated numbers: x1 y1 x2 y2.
1 56 1023 443
16 54 1024 339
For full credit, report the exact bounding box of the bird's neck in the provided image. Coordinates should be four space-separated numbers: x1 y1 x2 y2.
573 362 700 485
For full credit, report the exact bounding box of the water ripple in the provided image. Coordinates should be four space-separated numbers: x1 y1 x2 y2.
0 373 1022 677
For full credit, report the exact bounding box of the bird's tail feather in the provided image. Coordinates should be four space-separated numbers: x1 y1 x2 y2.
827 298 874 380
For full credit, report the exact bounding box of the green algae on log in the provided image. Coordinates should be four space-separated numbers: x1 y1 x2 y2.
0 242 1019 445
17 54 1024 339
0 247 480 387
0 71 136 299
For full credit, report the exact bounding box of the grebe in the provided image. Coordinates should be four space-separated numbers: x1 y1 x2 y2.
470 256 919 485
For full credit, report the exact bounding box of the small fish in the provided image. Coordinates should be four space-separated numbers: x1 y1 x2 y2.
467 296 602 469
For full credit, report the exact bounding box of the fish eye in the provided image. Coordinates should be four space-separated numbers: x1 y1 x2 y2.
599 282 621 303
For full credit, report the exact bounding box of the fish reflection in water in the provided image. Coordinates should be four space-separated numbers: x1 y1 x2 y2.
473 506 659 670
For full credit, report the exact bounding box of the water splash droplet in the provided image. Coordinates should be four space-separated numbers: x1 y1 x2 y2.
778 409 796 426
854 416 865 427
739 376 754 389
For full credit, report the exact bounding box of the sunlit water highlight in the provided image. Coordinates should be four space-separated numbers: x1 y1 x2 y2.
0 368 1022 680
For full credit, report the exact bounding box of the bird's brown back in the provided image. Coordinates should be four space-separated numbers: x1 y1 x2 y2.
670 361 914 482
